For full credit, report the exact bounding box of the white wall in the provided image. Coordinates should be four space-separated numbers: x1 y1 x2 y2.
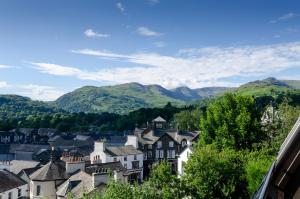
177 147 192 176
0 184 28 199
30 180 56 199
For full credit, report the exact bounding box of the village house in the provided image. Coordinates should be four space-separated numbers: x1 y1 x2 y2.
27 149 127 199
0 169 28 199
133 116 198 176
90 135 144 183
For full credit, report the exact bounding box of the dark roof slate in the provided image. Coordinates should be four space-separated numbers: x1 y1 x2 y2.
30 160 68 181
0 170 27 192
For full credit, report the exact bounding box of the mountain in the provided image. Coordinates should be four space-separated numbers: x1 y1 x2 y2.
1 78 299 116
54 83 231 114
0 95 61 118
235 77 300 96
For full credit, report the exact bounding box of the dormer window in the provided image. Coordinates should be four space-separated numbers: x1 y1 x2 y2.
169 141 174 148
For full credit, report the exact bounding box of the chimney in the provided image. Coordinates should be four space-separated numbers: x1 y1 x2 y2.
65 156 85 174
125 135 138 149
94 140 106 152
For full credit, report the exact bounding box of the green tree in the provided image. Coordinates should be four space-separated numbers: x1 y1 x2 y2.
182 144 249 199
200 93 263 150
174 109 201 131
244 148 274 195
100 180 133 199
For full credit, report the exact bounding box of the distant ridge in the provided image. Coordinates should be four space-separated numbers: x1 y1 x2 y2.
0 77 299 115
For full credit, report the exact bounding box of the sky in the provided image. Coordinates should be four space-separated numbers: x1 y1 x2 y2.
0 0 300 101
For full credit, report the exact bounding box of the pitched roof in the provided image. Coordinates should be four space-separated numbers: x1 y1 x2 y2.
0 170 27 192
105 145 142 156
135 128 198 145
30 160 68 181
9 160 40 174
152 116 166 122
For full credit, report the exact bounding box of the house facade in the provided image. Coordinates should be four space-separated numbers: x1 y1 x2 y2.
90 135 144 183
133 116 198 176
0 169 28 199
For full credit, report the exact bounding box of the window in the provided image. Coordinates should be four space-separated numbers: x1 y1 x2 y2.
157 141 162 148
169 141 174 148
156 150 159 159
124 156 127 161
114 157 117 162
18 188 21 197
167 150 175 159
134 155 137 160
181 140 187 147
132 161 139 169
156 123 163 128
37 185 41 196
148 151 152 159
148 144 152 149
159 150 164 158
143 152 147 160
124 163 127 169
8 192 12 199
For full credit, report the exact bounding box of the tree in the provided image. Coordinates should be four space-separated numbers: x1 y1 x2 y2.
100 180 133 199
200 93 263 150
245 148 274 195
174 109 201 131
182 144 249 199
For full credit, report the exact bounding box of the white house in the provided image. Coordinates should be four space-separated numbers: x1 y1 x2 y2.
0 169 28 199
177 145 193 176
90 135 144 182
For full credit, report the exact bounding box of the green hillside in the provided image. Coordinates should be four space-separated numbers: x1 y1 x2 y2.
54 83 232 114
235 77 300 96
0 95 61 118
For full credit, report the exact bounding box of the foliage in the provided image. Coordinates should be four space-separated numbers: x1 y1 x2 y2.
182 144 249 199
244 148 275 195
200 93 263 150
100 180 133 199
0 103 184 132
173 108 202 131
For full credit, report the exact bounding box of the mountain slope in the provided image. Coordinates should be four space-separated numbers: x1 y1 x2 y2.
0 95 61 118
54 83 231 114
235 77 300 96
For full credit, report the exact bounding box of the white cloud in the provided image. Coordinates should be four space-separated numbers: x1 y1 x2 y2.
147 0 159 5
32 42 300 89
270 12 298 23
0 81 10 88
16 84 65 101
0 64 13 69
154 41 166 48
0 82 65 101
137 27 162 36
116 2 125 13
84 29 110 38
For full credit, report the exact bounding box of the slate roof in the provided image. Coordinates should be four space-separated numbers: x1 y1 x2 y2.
134 128 198 145
30 160 68 181
56 170 92 198
105 145 142 156
152 116 166 122
9 160 40 174
0 169 27 193
9 144 49 153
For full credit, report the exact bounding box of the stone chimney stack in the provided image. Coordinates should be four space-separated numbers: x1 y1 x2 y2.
125 135 138 149
95 140 106 152
65 156 85 174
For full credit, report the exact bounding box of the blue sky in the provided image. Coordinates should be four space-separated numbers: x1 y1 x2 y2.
0 0 300 100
